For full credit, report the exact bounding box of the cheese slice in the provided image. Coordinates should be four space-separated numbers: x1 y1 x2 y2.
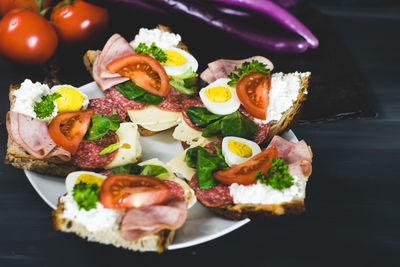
105 123 142 169
167 150 196 182
172 120 218 146
127 106 182 132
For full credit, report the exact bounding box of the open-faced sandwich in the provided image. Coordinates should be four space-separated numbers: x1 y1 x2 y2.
52 158 196 252
83 25 200 136
168 135 312 220
172 57 310 147
5 79 142 176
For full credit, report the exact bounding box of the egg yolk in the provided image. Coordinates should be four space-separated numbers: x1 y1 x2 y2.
55 87 85 112
163 50 187 66
228 140 253 157
76 174 104 187
205 86 232 103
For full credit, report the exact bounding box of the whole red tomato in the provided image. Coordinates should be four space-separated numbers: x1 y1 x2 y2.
50 0 109 46
0 0 52 16
0 8 58 65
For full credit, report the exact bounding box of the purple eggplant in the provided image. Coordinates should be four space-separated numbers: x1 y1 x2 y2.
272 0 299 9
203 0 318 48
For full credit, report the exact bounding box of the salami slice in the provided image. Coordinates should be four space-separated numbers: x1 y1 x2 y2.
181 97 204 131
72 132 119 169
88 97 126 119
239 106 270 144
157 87 191 112
164 180 185 201
105 87 147 110
204 141 222 155
189 174 233 207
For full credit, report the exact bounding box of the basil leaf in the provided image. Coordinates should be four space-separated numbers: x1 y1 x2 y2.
220 111 258 140
201 119 222 137
196 150 219 189
99 143 119 156
112 163 143 175
185 146 209 168
186 107 224 127
87 115 121 141
140 165 169 180
115 80 165 105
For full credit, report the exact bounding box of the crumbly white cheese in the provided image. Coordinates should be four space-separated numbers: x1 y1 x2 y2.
12 79 58 122
229 176 307 205
254 72 310 124
130 28 181 49
60 194 122 232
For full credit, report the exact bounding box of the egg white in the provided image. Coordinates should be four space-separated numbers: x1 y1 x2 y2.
161 47 198 76
199 78 241 115
65 171 106 194
222 136 261 167
51 84 89 111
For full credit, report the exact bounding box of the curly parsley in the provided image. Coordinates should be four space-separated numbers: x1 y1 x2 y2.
72 182 100 211
227 60 270 86
255 158 294 190
135 42 167 63
33 93 61 119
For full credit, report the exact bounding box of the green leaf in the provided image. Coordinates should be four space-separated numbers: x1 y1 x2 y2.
99 143 120 156
33 93 61 119
135 42 167 63
72 182 100 211
220 111 258 140
256 158 294 191
201 119 222 137
169 67 199 95
112 163 143 175
87 115 121 141
227 60 270 86
186 107 224 127
115 80 165 105
185 146 209 168
140 165 169 180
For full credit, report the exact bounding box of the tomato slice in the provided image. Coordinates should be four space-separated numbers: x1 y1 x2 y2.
214 146 278 185
48 109 94 155
236 72 271 120
106 54 170 97
100 174 172 210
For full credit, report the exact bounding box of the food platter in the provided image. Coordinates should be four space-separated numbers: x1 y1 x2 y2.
24 81 298 250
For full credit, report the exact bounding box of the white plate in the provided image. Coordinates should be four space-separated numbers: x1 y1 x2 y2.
24 81 298 250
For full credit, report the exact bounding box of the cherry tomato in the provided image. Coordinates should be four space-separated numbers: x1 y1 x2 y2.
214 146 278 185
100 174 172 210
50 0 109 46
0 8 58 65
107 54 170 97
48 109 93 155
236 72 271 120
0 0 52 16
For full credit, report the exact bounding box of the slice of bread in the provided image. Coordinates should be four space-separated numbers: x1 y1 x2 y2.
83 25 190 137
52 201 174 252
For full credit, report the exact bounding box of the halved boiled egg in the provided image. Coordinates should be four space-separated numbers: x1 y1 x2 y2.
161 47 198 76
199 78 240 115
222 136 261 167
65 171 106 193
51 85 89 113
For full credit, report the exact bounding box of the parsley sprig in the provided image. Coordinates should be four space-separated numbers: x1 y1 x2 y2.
33 93 61 119
228 60 270 86
73 182 100 211
255 158 294 190
135 42 167 63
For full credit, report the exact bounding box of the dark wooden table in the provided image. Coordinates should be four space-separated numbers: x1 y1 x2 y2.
1 2 399 266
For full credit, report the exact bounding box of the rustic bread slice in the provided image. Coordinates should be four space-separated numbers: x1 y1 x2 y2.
52 201 174 252
5 84 78 176
83 25 190 137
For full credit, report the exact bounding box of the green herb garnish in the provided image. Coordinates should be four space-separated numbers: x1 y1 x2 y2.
135 42 167 63
99 143 120 156
169 67 198 95
112 163 143 175
111 163 169 180
72 182 100 211
87 114 122 141
33 93 61 119
255 158 294 190
227 60 270 86
115 80 165 105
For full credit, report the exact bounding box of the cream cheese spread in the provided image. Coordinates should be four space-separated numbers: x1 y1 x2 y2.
130 28 181 49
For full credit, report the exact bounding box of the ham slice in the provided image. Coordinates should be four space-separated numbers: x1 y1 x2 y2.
267 135 312 178
93 34 134 91
120 200 187 241
6 111 71 161
200 56 274 84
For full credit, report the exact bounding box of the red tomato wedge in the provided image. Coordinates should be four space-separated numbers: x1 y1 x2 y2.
214 146 278 185
48 110 93 155
106 54 170 97
236 72 271 120
100 174 172 210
